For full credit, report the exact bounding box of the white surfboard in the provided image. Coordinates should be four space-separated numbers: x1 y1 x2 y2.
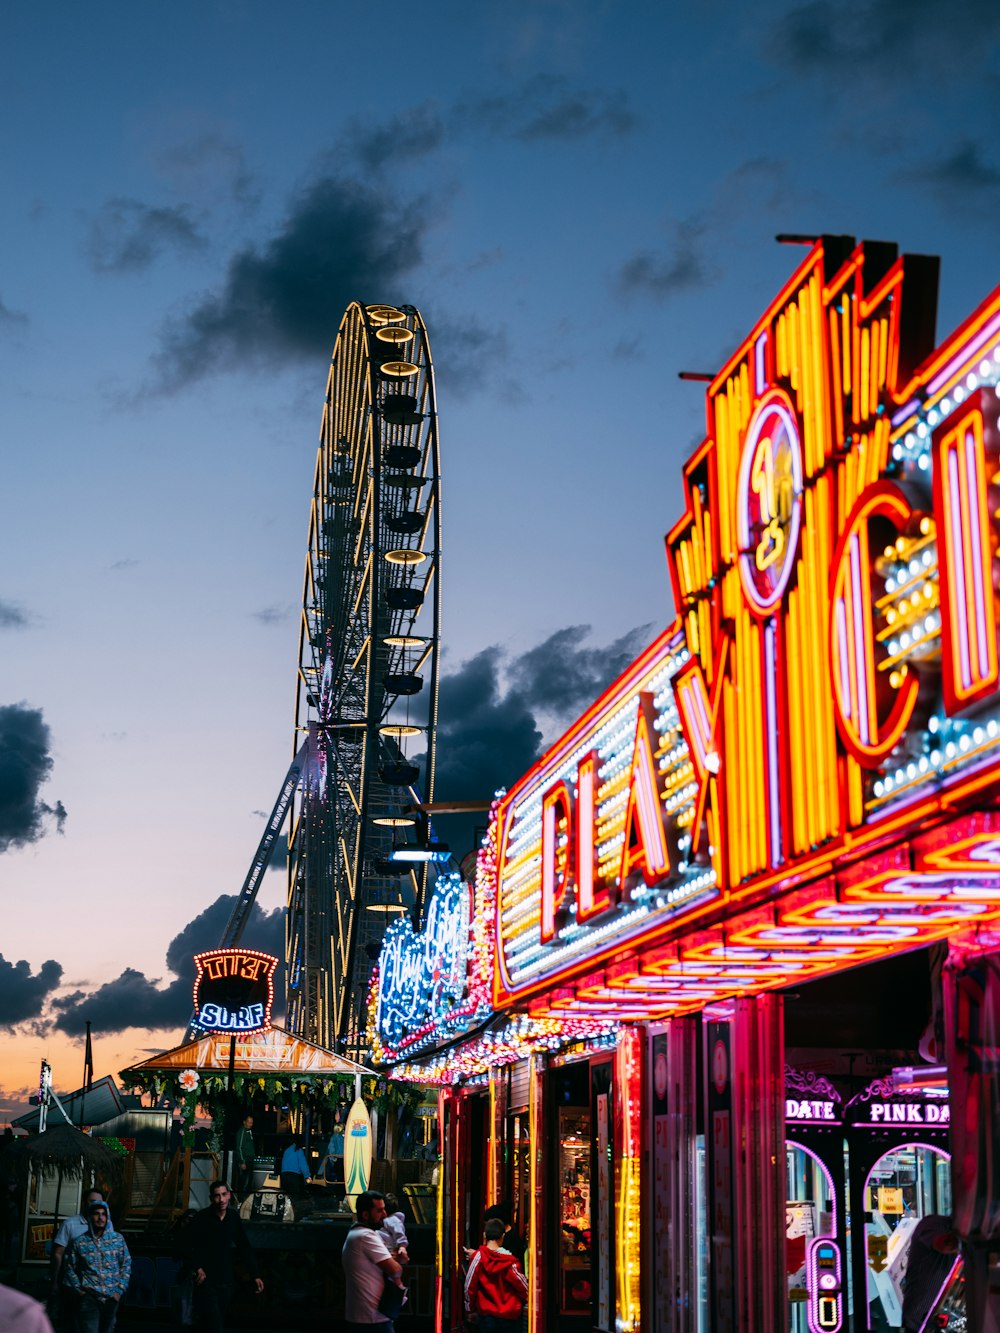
343 1096 372 1210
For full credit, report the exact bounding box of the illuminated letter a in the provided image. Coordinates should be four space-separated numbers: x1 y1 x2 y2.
618 692 676 900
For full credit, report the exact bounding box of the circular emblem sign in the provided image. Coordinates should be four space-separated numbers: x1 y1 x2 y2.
654 1051 668 1101
712 1038 729 1095
736 388 803 616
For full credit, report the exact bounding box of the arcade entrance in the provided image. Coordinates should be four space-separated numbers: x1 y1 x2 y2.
783 948 963 1332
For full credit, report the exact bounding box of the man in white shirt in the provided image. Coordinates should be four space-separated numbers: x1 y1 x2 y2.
341 1191 403 1332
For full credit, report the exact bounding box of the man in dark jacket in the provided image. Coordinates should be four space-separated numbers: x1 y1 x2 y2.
184 1181 263 1331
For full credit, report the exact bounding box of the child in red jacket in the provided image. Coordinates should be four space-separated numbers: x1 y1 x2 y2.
464 1217 529 1333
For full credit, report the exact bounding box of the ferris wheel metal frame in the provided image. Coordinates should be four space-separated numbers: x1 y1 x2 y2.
286 302 442 1057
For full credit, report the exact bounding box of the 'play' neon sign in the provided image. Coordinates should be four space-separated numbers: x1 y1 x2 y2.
493 238 1000 1015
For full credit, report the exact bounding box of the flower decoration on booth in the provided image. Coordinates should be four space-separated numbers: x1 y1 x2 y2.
120 1067 360 1122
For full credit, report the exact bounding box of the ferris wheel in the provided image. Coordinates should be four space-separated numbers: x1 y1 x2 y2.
285 302 443 1058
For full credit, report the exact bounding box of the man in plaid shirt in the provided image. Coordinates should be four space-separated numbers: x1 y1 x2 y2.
63 1199 131 1333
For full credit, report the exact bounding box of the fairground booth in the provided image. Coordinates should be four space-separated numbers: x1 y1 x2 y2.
371 237 1000 1333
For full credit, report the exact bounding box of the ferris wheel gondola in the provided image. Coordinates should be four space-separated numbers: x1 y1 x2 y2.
286 303 442 1057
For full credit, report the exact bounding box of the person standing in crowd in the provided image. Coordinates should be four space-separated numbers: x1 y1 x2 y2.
185 1181 265 1330
380 1193 409 1265
342 1190 403 1333
320 1112 345 1183
49 1190 114 1325
184 1181 263 1332
279 1135 312 1201
62 1200 131 1333
465 1217 529 1333
234 1114 255 1202
0 1282 55 1333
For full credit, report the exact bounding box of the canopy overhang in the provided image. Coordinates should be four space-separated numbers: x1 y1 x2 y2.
121 1025 371 1079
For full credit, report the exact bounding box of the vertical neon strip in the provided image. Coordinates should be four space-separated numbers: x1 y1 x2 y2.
935 401 998 711
435 1088 445 1333
755 332 768 393
849 532 872 746
764 622 782 866
576 753 600 918
541 781 573 942
948 449 973 690
615 1028 643 1332
487 1069 497 1206
835 600 852 722
965 426 990 680
527 1055 540 1333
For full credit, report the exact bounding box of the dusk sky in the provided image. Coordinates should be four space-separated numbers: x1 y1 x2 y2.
2 0 999 1121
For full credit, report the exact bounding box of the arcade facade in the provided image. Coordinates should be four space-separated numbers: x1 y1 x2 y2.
371 237 1000 1332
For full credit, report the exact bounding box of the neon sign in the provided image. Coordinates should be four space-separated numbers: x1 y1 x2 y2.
737 387 803 615
192 948 277 1034
489 238 1000 1019
495 633 721 1004
863 1101 950 1126
375 872 482 1055
785 1099 838 1123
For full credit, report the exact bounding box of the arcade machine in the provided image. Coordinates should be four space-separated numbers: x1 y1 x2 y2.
845 1067 963 1331
785 1068 847 1333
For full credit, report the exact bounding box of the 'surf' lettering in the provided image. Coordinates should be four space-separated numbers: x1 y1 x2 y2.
197 1002 265 1031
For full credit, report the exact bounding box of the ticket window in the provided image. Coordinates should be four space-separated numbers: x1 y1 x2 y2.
863 1144 954 1331
786 1144 838 1332
558 1107 593 1315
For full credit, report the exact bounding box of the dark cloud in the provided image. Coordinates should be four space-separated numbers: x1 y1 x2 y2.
425 623 652 858
905 140 1000 211
462 77 635 142
0 956 63 1025
251 604 293 626
153 175 429 389
344 80 634 175
109 558 139 572
617 221 711 302
52 894 286 1036
347 103 446 173
0 298 28 329
0 705 66 853
509 623 655 718
768 0 1000 72
0 1084 35 1119
0 600 30 629
431 647 544 806
87 198 207 273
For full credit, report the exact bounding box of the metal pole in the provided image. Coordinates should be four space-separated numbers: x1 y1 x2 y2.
222 1033 237 1188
